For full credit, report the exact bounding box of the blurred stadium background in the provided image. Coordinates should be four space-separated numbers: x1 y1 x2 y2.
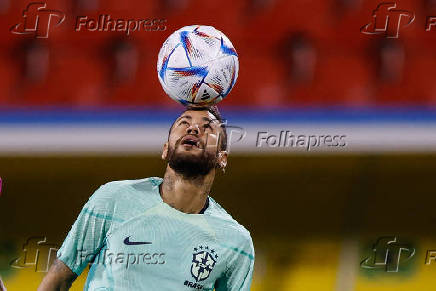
1 0 436 290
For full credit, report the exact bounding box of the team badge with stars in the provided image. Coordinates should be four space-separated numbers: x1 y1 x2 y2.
190 245 218 282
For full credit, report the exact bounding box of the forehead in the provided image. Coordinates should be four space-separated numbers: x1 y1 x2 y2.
178 110 217 123
168 109 225 138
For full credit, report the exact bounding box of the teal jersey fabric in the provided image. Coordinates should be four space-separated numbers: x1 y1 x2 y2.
57 177 255 290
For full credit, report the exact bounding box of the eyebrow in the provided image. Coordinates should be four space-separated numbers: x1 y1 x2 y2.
176 115 218 124
175 115 192 123
203 117 217 123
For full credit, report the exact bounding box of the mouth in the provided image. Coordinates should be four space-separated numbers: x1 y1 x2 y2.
180 136 201 149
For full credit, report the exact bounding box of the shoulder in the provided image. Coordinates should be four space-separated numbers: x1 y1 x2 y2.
85 177 163 217
207 197 253 247
98 176 162 192
90 177 162 201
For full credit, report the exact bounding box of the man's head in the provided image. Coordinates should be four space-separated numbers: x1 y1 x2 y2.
162 105 228 179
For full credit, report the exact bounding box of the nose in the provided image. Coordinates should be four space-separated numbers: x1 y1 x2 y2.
187 123 200 135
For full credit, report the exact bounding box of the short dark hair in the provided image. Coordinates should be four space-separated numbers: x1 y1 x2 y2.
168 105 228 152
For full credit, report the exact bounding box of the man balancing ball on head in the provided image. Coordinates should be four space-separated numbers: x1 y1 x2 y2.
38 105 255 291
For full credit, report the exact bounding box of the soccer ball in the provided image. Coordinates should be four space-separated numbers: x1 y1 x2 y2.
157 25 239 106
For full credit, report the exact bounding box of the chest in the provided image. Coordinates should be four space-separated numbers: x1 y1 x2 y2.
101 212 228 289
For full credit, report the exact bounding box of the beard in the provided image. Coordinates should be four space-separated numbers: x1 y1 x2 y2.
167 139 217 179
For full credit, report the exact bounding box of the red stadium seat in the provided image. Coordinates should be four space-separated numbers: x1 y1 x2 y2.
240 0 331 51
0 0 434 109
14 46 105 107
221 52 287 108
377 53 436 106
0 53 19 105
312 53 373 106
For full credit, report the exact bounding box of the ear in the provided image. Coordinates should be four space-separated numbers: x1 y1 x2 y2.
162 142 169 160
217 151 228 170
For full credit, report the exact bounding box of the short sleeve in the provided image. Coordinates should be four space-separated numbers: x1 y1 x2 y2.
215 235 255 291
56 184 119 276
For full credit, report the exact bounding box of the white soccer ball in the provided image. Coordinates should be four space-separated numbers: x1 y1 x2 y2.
157 25 239 106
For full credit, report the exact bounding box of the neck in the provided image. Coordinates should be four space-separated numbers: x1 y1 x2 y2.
160 165 215 214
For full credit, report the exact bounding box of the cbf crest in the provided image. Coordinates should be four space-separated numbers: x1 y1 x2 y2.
190 245 218 282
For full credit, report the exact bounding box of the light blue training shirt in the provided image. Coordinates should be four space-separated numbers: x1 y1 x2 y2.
57 177 255 290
